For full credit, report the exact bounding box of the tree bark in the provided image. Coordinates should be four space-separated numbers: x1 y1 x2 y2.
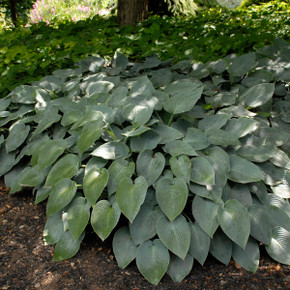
117 0 148 26
8 0 18 26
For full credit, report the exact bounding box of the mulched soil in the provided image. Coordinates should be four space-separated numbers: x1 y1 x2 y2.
0 179 289 290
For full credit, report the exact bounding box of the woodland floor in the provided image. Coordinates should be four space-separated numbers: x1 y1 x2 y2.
0 179 289 290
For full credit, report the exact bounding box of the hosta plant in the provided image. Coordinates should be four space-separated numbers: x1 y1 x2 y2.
1 38 290 285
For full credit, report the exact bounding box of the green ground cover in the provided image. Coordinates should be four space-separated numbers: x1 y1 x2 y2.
0 1 289 98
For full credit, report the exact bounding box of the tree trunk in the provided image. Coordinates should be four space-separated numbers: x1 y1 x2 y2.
8 0 18 26
117 0 148 26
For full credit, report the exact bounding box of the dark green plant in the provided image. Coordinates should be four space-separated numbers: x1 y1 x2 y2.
0 39 289 285
1 2 289 98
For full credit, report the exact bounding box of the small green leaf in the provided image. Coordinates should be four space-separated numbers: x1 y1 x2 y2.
164 80 203 114
239 83 275 108
190 156 215 186
116 176 148 223
91 141 130 160
136 239 170 285
6 121 30 153
210 229 232 265
163 140 197 157
156 215 191 260
156 177 188 221
46 178 77 217
248 204 272 245
167 253 194 283
136 150 165 186
33 138 67 170
229 155 264 183
189 222 210 266
67 197 91 241
130 130 161 152
266 227 290 265
183 128 210 150
224 118 258 138
77 120 103 155
45 154 79 187
169 155 191 184
152 123 184 144
198 113 230 132
91 200 121 241
43 211 64 245
232 238 260 273
83 168 109 206
53 231 84 262
107 159 135 195
113 227 137 269
192 196 219 238
218 199 250 249
129 204 161 245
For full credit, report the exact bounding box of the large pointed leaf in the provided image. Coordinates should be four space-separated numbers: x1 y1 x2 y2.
136 239 170 285
136 150 165 186
205 129 240 146
43 211 64 245
18 166 46 187
228 52 257 77
224 118 258 138
210 229 232 265
232 238 260 273
33 138 67 170
107 159 135 195
91 141 129 160
205 146 230 188
164 80 203 114
113 227 137 269
269 149 290 170
91 200 121 241
10 85 37 104
169 155 191 184
248 204 272 245
152 123 184 144
130 130 161 152
198 114 230 132
31 108 61 139
77 120 103 155
46 178 77 217
183 128 210 150
116 176 148 223
192 195 219 238
266 227 290 265
123 96 158 126
129 204 161 245
5 121 30 153
45 154 79 187
190 156 215 186
163 140 197 157
237 145 276 163
166 253 194 283
53 231 84 262
156 215 191 260
67 197 91 241
218 199 250 249
239 83 275 108
156 177 188 222
228 155 264 184
83 168 109 206
0 147 16 176
189 222 210 266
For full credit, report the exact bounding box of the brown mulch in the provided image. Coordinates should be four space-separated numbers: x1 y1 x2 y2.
0 179 289 290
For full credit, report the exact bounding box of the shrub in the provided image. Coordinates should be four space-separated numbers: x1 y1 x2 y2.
0 39 289 284
1 2 289 99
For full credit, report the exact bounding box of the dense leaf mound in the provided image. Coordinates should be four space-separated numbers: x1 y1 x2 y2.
0 38 290 284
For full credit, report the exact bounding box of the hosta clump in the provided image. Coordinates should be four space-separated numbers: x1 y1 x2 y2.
1 38 290 284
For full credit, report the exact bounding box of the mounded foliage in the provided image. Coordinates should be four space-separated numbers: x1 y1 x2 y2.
1 38 290 284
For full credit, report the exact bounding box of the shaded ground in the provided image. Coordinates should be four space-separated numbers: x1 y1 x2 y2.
0 179 289 290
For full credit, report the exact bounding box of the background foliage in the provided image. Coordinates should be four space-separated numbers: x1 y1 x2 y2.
0 0 289 98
